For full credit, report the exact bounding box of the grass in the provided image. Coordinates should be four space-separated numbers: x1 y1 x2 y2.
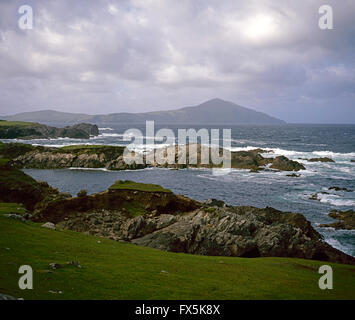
0 204 354 300
0 121 41 127
109 180 172 193
0 158 10 168
0 202 27 215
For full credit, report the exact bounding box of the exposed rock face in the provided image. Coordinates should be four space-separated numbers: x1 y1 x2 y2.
31 184 355 265
0 121 99 139
319 210 355 230
131 206 353 264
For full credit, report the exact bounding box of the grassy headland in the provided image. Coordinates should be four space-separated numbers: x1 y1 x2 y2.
0 205 354 300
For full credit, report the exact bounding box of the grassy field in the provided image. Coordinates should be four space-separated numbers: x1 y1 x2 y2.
0 203 354 300
109 180 172 193
0 121 40 127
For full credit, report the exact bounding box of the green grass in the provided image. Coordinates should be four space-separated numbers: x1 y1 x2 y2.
0 205 354 300
0 121 40 127
109 180 172 193
0 158 10 168
0 202 27 215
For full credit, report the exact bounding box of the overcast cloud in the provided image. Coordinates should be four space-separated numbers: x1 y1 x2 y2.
0 0 354 123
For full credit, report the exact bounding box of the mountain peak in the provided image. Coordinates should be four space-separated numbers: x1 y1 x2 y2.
2 99 286 125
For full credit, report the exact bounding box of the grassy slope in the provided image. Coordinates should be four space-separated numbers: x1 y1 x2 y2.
0 121 41 127
109 180 172 193
0 204 354 300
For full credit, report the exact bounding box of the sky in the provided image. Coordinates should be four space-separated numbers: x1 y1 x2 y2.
0 0 354 123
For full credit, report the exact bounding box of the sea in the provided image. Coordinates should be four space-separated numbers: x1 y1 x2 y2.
2 123 355 256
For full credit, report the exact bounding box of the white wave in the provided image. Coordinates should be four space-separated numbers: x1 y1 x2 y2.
100 133 123 138
323 237 351 255
69 167 108 171
98 127 114 131
317 193 355 207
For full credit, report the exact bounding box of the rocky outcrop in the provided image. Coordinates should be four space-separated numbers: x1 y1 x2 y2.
0 159 66 210
270 156 305 171
307 157 335 163
29 181 355 265
131 205 353 264
13 145 144 170
31 182 200 224
4 142 305 172
328 186 352 192
0 121 99 139
150 145 305 171
319 210 355 230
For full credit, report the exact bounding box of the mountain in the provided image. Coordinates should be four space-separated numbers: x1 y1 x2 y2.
2 99 286 125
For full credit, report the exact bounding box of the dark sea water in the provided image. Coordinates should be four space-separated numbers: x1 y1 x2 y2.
3 123 354 256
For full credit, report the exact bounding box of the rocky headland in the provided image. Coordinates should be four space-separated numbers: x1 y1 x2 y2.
27 180 355 265
0 120 99 139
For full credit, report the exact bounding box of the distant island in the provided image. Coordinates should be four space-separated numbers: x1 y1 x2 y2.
1 98 286 125
0 121 99 139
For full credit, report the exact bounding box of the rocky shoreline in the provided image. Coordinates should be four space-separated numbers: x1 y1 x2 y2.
28 180 355 265
0 154 354 264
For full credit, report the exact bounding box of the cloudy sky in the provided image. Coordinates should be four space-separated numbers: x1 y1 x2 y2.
0 0 354 123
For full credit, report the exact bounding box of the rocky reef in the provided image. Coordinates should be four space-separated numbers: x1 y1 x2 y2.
0 121 99 139
319 210 355 230
306 157 335 163
3 142 305 172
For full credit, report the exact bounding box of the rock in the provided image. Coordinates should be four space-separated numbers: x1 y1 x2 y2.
309 193 319 201
270 156 305 171
204 199 225 208
42 222 56 230
286 173 301 177
0 293 17 300
351 160 355 163
4 214 26 223
319 210 355 230
49 263 62 270
131 206 354 264
30 180 355 265
328 186 352 192
307 157 335 163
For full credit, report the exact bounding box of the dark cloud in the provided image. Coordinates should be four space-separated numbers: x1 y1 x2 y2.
0 0 354 122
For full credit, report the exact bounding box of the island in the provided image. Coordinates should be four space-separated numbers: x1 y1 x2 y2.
0 120 99 139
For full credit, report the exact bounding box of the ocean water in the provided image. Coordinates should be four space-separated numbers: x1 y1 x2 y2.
3 124 354 256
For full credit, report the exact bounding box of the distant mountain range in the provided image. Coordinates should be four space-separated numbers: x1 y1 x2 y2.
1 99 286 125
